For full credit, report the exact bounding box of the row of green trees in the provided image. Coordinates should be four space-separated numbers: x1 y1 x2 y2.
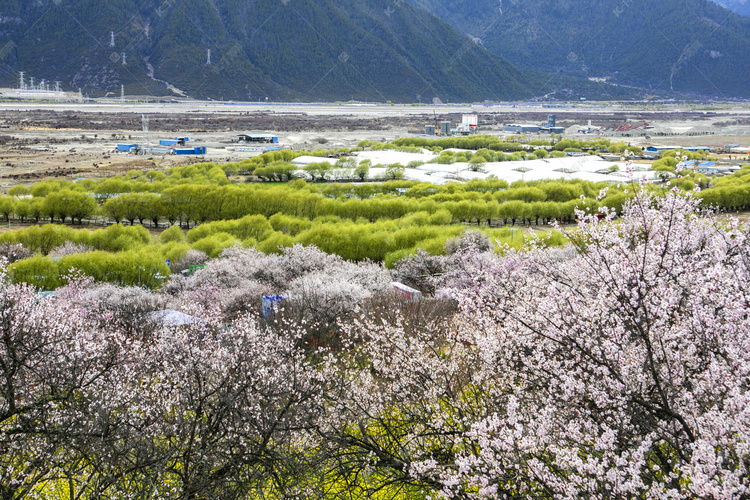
2 168 742 232
0 179 625 228
390 135 640 154
392 134 528 152
3 176 745 290
698 168 750 211
3 209 566 288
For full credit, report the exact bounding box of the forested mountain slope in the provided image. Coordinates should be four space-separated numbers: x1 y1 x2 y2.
408 0 750 98
0 0 542 102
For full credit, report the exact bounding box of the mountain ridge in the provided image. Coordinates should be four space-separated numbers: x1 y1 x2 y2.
712 0 750 17
408 0 750 98
0 0 545 102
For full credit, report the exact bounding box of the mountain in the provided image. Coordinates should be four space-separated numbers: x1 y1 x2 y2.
408 0 750 98
0 0 545 102
712 0 750 17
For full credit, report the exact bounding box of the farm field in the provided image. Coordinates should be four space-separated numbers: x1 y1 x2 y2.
0 101 749 187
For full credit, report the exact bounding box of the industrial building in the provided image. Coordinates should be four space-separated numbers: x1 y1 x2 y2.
423 115 476 136
159 137 189 146
541 115 565 134
423 120 454 137
236 134 278 144
693 162 740 176
117 143 206 155
140 147 172 155
505 115 563 135
453 115 478 135
645 146 711 155
503 124 541 134
174 147 207 155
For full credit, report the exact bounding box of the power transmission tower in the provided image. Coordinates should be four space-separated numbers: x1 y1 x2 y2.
19 71 24 90
110 31 116 48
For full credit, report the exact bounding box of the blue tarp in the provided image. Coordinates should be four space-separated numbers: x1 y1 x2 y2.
262 295 285 317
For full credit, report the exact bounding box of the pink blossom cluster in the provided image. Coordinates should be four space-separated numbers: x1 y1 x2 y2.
0 270 336 498
2 192 749 498
400 192 750 498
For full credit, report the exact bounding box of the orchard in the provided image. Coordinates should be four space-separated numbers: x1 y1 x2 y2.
1 190 749 498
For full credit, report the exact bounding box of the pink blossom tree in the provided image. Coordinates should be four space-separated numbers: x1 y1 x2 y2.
322 191 750 499
411 192 750 498
102 314 333 499
0 273 130 499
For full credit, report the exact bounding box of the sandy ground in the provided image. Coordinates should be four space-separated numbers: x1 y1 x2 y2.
0 101 747 189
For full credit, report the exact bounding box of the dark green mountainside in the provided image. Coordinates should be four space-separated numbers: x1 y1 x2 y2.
0 0 549 102
408 0 750 98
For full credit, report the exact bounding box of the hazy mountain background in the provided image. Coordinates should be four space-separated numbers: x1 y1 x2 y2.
713 0 750 17
0 0 546 102
408 0 750 98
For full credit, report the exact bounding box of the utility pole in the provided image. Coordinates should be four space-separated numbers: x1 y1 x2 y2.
142 114 150 153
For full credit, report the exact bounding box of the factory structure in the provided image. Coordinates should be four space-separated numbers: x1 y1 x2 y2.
424 115 479 136
0 71 75 101
644 145 711 154
115 131 285 157
235 133 279 144
233 133 281 153
117 137 207 155
503 115 565 135
422 114 565 137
